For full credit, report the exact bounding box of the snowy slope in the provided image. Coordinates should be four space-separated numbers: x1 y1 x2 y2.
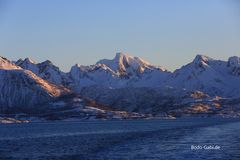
69 63 120 91
0 57 70 112
97 52 167 75
16 58 70 86
70 52 170 91
1 53 240 118
0 56 22 70
1 57 144 119
164 55 240 97
14 53 240 97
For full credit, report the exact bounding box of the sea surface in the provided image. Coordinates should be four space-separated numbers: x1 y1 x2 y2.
0 118 239 160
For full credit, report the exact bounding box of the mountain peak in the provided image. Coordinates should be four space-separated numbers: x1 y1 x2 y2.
0 56 7 62
41 60 53 65
228 56 240 67
0 56 21 70
192 54 214 68
74 63 81 68
115 52 126 58
97 52 153 73
228 56 240 75
193 54 212 63
115 52 150 65
24 57 36 64
15 57 37 67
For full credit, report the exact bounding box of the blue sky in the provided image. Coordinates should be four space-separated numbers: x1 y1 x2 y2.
0 0 239 71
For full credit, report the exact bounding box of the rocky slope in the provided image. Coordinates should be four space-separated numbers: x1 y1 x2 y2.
80 86 240 118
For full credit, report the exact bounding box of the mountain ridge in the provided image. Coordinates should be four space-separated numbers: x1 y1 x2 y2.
1 52 240 121
0 59 70 113
11 53 240 97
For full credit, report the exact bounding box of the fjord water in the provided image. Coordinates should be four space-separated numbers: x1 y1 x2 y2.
0 118 239 160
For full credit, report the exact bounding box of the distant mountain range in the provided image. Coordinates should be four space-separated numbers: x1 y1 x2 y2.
1 53 240 122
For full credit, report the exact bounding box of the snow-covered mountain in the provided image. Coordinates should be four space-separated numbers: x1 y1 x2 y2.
97 52 171 86
164 55 240 97
12 53 240 97
69 63 120 91
1 53 240 120
96 52 167 76
70 52 170 91
0 57 70 112
16 58 70 86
